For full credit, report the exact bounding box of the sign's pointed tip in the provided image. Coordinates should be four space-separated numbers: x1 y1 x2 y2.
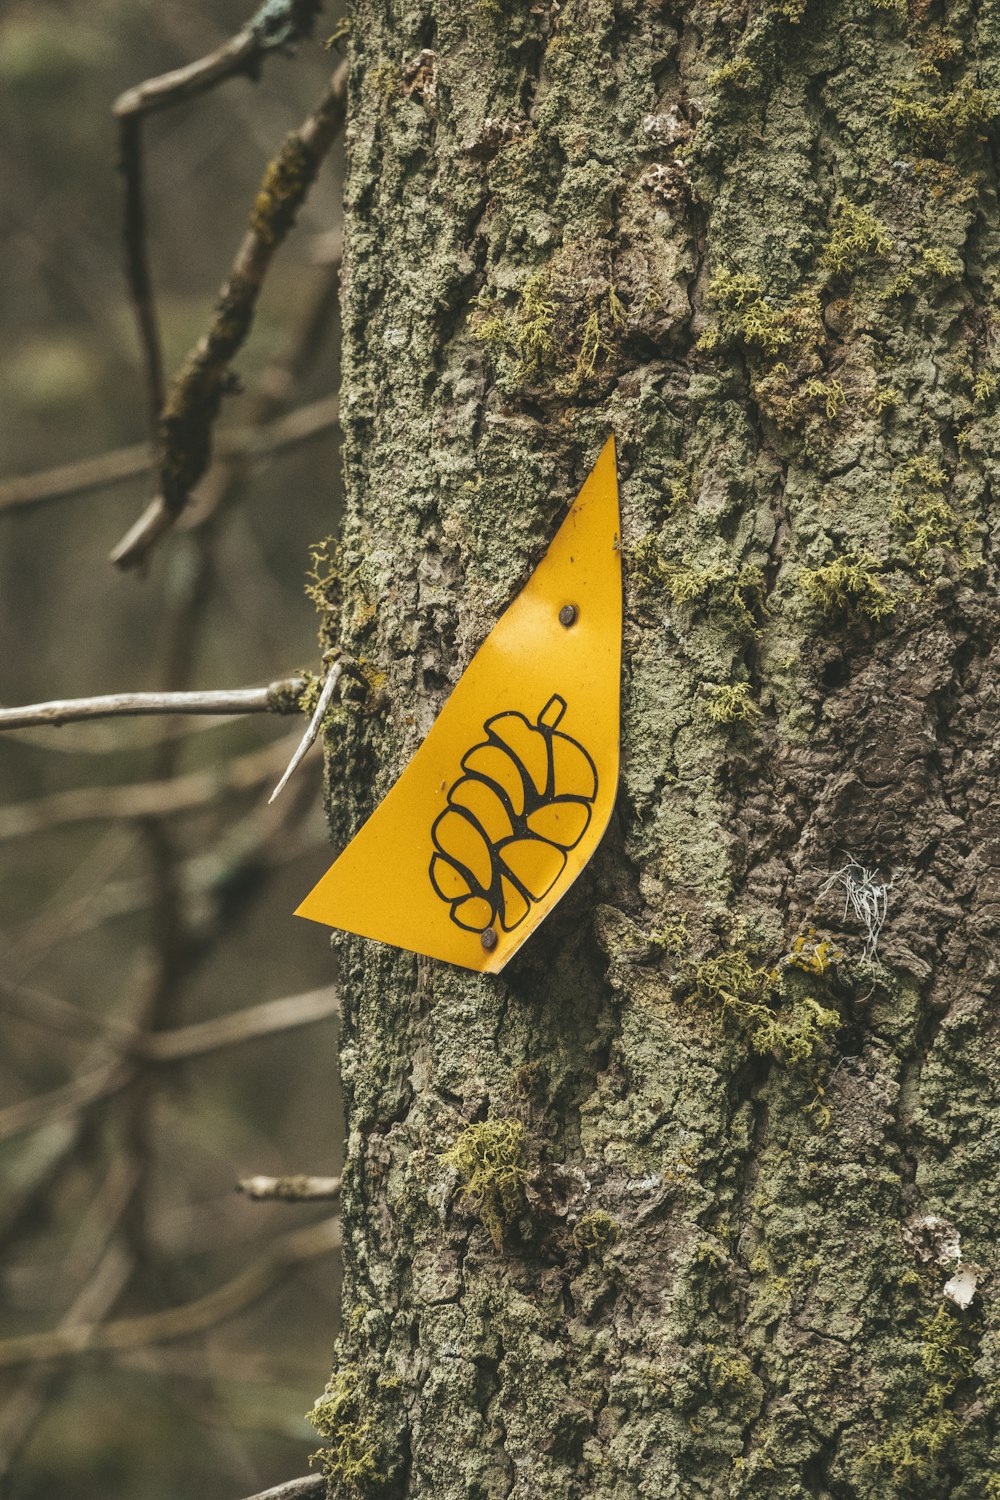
293 892 323 925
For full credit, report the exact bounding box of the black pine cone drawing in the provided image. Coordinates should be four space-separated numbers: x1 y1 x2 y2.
429 695 599 934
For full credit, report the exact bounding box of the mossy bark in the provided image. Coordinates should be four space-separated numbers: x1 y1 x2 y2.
314 2 1000 1495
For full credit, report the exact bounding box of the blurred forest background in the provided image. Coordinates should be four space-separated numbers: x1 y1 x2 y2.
0 2 348 1494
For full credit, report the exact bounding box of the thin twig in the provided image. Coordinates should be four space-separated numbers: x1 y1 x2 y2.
0 733 299 840
113 0 324 123
238 1175 342 1202
112 1346 319 1384
0 978 138 1045
0 1217 341 1369
0 1119 84 1253
0 678 307 731
0 394 339 515
138 986 340 1063
111 64 348 571
0 988 340 1142
182 271 346 540
0 439 151 514
237 1478 324 1500
270 656 344 803
9 783 319 957
117 115 165 439
0 1057 134 1145
114 0 325 438
0 1162 137 1480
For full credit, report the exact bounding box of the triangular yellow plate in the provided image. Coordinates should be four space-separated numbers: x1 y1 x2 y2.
295 434 621 972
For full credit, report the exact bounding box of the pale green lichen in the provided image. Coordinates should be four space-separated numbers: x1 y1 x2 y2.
822 199 894 277
474 264 624 394
442 1118 529 1249
305 534 342 614
310 1366 381 1498
703 681 761 725
650 912 691 955
916 29 963 79
890 455 973 576
473 267 556 385
572 1210 619 1255
799 552 897 620
973 370 998 402
676 948 840 1070
662 560 765 635
628 538 765 634
920 247 962 282
862 1306 981 1491
800 376 845 421
699 272 821 358
871 384 901 413
889 80 999 148
706 57 761 92
665 473 691 512
706 1344 764 1419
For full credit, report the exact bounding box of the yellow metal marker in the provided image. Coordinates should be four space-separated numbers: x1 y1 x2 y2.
295 434 621 973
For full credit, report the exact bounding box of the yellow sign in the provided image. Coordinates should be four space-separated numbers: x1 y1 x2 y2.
295 434 621 972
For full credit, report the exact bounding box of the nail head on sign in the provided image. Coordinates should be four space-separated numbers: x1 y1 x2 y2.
559 604 578 627
481 927 498 951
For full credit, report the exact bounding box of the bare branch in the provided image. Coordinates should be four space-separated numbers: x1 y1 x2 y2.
238 1175 342 1202
111 64 348 571
0 988 340 1142
270 655 345 803
138 985 340 1063
0 394 339 515
112 1 324 123
0 1057 134 1145
0 678 307 732
247 391 340 460
0 1160 137 1480
0 1119 89 1255
0 1216 341 1369
11 781 319 957
117 115 166 438
0 440 152 514
238 1479 324 1500
113 0 325 437
0 978 137 1045
0 733 300 840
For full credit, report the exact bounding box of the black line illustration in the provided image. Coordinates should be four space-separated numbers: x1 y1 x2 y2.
429 695 599 934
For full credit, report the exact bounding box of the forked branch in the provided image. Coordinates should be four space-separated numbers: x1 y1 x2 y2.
113 0 326 437
111 64 348 570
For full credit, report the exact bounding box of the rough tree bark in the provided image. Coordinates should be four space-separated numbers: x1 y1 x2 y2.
309 2 1000 1496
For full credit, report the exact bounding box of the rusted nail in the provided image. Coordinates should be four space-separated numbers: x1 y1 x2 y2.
558 604 578 627
481 927 498 951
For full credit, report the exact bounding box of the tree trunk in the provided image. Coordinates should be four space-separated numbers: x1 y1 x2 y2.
311 2 1000 1496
